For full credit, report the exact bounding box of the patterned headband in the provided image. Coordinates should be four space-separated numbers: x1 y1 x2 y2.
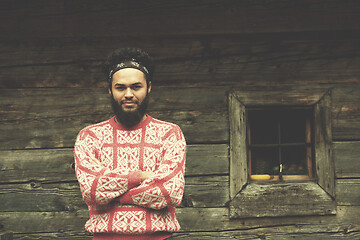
108 59 149 81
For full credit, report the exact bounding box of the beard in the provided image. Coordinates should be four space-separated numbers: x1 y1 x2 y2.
110 93 149 128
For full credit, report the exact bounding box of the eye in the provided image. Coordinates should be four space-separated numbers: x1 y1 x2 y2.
132 85 142 90
115 86 126 90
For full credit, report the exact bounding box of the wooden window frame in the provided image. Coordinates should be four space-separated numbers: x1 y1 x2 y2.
229 87 336 219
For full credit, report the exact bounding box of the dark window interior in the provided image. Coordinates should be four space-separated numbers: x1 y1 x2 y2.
247 107 314 180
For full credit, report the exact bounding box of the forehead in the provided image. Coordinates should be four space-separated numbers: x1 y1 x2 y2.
112 68 147 85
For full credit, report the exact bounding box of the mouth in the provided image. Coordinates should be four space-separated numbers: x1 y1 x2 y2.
121 101 138 108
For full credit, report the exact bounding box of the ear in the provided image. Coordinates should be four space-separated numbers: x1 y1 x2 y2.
147 81 152 94
108 87 112 96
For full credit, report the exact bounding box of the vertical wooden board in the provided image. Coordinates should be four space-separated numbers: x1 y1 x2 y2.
229 93 247 199
314 91 335 198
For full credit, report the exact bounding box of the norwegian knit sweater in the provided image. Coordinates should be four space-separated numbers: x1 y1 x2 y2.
74 115 186 237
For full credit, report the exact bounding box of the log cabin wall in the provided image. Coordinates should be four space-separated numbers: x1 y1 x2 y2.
0 0 360 239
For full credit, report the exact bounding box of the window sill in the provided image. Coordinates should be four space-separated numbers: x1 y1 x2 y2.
229 181 336 219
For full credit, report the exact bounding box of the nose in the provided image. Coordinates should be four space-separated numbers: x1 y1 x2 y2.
124 88 134 99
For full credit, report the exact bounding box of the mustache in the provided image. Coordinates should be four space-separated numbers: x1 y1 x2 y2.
120 99 139 104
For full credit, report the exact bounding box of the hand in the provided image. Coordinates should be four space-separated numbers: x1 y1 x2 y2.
141 171 155 182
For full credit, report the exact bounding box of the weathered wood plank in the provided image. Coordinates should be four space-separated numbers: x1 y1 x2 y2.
0 137 358 185
0 87 228 149
229 92 247 199
314 91 335 197
10 230 360 240
0 176 229 212
229 182 336 219
334 141 360 178
332 87 360 140
0 144 228 183
2 33 359 68
175 231 360 240
1 53 360 88
2 86 360 150
0 87 228 121
336 179 360 206
0 177 358 212
1 0 360 39
1 206 359 235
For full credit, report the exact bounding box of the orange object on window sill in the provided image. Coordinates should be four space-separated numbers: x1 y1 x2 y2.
250 174 271 181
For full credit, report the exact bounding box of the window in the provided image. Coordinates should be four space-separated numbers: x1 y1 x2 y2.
248 107 313 181
229 87 336 218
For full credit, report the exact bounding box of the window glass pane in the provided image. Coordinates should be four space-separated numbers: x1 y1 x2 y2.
251 147 279 175
280 109 308 143
281 146 308 175
248 110 278 144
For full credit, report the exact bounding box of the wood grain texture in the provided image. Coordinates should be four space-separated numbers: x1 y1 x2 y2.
334 141 360 178
0 176 229 212
10 231 360 240
1 51 359 88
1 0 360 39
0 144 229 183
1 86 359 151
229 182 336 218
1 33 359 88
1 33 359 67
229 92 247 199
314 91 335 198
1 177 357 212
1 206 359 234
336 179 360 206
332 87 360 140
0 87 229 149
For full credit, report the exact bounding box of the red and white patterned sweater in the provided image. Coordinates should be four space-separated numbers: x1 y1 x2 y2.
74 115 186 236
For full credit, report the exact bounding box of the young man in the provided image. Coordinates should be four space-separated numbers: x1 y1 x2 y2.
74 48 186 240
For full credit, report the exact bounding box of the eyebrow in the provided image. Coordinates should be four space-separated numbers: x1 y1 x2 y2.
114 82 143 87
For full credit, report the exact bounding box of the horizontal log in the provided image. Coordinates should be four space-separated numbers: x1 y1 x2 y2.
1 0 360 39
1 53 360 88
0 177 357 212
336 179 360 206
334 141 360 178
332 88 360 140
0 144 229 183
0 176 229 212
12 231 360 240
1 86 360 150
0 110 228 149
1 206 359 235
1 33 359 68
0 87 229 149
176 231 360 240
0 139 358 185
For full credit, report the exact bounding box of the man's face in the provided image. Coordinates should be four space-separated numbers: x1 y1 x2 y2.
109 68 151 127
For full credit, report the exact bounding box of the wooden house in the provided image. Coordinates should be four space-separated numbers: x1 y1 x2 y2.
1 1 359 239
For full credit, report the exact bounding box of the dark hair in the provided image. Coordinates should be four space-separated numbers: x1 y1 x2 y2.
103 47 154 88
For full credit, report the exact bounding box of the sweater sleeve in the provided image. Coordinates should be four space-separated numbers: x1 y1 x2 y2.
118 125 186 210
74 128 142 206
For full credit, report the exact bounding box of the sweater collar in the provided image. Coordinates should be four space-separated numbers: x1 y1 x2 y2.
109 114 152 131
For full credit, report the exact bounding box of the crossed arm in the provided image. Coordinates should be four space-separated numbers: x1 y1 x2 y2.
74 126 186 209
88 157 155 183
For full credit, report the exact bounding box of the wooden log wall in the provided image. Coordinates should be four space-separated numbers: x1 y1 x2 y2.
1 0 360 239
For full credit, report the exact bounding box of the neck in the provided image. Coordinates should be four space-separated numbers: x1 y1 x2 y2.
114 113 148 126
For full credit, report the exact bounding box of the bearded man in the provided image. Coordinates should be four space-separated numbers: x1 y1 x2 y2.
74 48 186 240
